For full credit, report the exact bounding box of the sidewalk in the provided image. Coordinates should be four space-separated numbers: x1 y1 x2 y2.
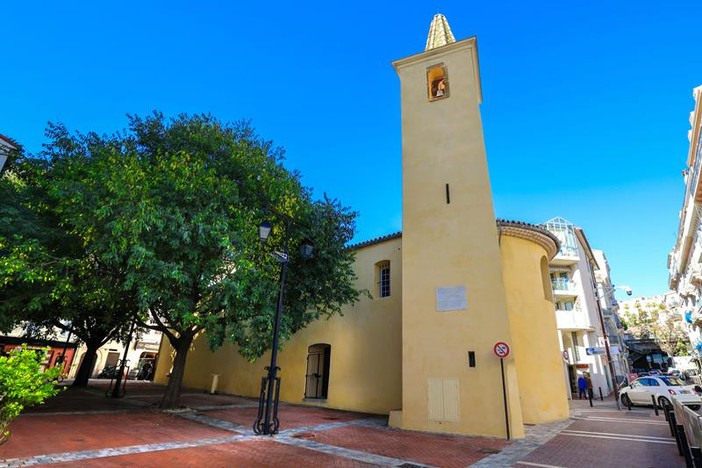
0 382 683 467
508 397 684 468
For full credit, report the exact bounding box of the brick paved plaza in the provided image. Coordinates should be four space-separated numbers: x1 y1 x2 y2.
0 382 683 467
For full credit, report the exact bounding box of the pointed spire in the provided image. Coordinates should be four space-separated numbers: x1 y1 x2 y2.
425 14 456 51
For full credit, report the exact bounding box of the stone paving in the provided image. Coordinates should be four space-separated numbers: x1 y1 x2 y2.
512 399 684 468
0 381 686 467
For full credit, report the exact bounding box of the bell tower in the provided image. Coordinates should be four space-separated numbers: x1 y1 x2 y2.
391 15 524 438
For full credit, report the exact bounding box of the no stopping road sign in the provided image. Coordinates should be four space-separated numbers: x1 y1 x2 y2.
494 341 510 358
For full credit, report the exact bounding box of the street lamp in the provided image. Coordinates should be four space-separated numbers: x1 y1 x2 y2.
594 284 632 411
253 218 313 435
56 322 74 375
110 318 137 398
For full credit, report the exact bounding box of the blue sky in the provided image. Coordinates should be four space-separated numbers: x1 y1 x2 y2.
2 1 701 299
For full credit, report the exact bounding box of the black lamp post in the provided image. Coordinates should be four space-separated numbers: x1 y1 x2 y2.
110 318 137 398
253 218 313 435
56 323 74 374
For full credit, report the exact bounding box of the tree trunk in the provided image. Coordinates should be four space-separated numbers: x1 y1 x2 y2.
72 344 99 387
160 334 194 409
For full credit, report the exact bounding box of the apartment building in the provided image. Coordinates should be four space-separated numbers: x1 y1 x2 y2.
668 85 702 367
543 217 617 397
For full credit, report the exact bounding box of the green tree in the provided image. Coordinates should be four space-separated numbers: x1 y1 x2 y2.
0 346 62 445
651 313 691 358
620 299 690 357
0 141 137 387
39 113 363 408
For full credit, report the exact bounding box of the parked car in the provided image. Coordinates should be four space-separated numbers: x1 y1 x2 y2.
667 368 689 381
619 376 702 410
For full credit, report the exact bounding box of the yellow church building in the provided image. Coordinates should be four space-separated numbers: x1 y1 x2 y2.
154 14 570 439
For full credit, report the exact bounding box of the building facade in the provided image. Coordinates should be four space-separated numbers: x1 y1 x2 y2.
542 217 618 397
593 249 629 383
0 133 17 172
0 324 78 373
68 328 162 380
155 15 571 439
668 85 702 367
1 322 162 380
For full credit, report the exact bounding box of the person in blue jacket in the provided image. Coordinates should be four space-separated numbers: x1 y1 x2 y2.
577 374 587 399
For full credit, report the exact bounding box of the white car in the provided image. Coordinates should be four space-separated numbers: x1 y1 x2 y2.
619 376 702 409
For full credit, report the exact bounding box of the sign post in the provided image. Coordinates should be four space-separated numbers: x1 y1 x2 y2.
493 342 510 440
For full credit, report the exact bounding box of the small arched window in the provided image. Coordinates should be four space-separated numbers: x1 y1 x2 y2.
427 63 449 101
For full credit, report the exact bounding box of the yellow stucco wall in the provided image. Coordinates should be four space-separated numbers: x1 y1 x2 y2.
500 235 570 423
393 38 524 438
155 237 403 415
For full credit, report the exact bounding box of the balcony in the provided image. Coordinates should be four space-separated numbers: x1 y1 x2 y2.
551 279 577 298
555 309 594 331
551 247 579 266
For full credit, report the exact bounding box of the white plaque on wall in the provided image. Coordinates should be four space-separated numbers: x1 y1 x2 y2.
435 286 467 312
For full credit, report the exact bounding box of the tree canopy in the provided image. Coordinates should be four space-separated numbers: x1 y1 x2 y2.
8 112 363 407
620 299 690 357
0 140 137 386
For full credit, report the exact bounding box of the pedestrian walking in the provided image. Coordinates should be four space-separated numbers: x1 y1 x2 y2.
577 374 587 399
585 373 593 400
137 361 153 380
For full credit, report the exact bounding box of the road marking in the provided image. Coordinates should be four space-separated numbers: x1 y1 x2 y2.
191 403 258 411
563 429 673 441
276 436 434 467
22 410 136 417
0 435 247 467
574 416 668 426
561 432 676 444
514 462 566 468
576 408 648 414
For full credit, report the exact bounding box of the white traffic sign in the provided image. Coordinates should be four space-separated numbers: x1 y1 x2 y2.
586 346 620 356
494 342 510 358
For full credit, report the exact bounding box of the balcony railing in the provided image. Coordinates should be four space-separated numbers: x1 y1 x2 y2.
558 246 579 257
552 278 575 291
555 309 593 331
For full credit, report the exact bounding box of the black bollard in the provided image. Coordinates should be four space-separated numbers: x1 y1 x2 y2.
690 447 702 467
676 424 693 467
652 395 659 416
668 410 677 438
670 412 681 451
599 387 603 401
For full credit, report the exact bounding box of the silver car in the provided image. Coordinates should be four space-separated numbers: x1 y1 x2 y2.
619 376 702 409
